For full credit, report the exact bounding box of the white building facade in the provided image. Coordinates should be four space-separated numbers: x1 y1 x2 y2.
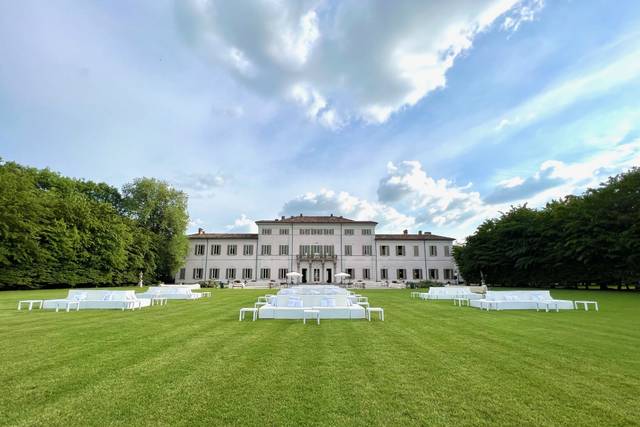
175 215 458 285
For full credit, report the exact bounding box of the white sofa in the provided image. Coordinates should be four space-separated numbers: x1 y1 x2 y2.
137 286 203 300
43 290 150 310
161 284 201 290
469 290 574 311
419 287 483 300
258 294 365 319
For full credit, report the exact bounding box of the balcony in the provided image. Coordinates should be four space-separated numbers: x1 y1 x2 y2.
296 254 337 263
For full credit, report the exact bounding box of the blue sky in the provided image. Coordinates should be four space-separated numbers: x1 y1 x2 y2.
1 0 640 240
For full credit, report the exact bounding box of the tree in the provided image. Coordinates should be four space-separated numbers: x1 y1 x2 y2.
121 178 189 282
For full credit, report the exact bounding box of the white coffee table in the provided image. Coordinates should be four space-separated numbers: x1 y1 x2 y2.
303 309 320 325
18 300 43 311
239 307 258 321
367 307 384 321
574 300 599 311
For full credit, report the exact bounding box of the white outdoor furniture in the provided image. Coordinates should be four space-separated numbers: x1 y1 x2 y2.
410 292 421 298
359 301 370 310
357 296 369 304
303 309 320 325
239 307 258 321
255 301 267 309
198 291 212 298
150 297 168 306
470 291 574 311
367 307 384 321
574 300 599 311
17 300 43 311
161 283 201 290
453 297 470 307
258 288 366 319
43 290 150 311
138 287 202 300
419 287 483 301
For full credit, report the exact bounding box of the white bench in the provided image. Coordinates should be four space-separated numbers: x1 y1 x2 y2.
18 300 43 311
239 307 258 321
470 291 574 311
574 300 599 311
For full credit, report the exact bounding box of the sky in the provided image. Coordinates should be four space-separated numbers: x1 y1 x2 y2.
1 0 640 241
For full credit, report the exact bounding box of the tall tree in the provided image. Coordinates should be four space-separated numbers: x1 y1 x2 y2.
121 178 189 282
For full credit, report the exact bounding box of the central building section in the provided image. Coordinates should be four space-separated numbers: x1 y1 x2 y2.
255 214 377 284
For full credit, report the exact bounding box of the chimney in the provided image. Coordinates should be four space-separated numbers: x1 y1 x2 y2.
299 213 303 217
281 215 285 220
197 228 204 235
330 213 333 217
418 230 422 235
403 229 408 235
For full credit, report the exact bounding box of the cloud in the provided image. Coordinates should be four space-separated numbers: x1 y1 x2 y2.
171 172 225 197
177 0 539 127
226 214 258 233
280 188 415 232
484 161 566 203
377 161 485 226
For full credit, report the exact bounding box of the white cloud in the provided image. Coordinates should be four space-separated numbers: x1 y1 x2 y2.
226 214 259 233
377 160 485 226
178 0 538 127
280 188 415 232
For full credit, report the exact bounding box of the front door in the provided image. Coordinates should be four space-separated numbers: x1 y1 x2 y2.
326 268 332 283
313 268 320 283
302 268 307 283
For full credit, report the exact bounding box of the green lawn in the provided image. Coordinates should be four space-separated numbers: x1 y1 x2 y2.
1 288 639 426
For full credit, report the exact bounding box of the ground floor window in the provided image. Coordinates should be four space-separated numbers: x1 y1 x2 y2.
412 269 423 280
363 268 370 280
178 268 185 280
397 269 406 280
209 268 219 280
192 268 203 280
226 268 236 280
260 268 271 279
380 268 388 280
443 269 454 280
346 268 354 279
242 268 253 280
278 268 288 280
428 269 439 280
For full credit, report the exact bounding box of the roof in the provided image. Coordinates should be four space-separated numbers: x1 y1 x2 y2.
256 215 377 225
375 233 455 241
188 233 258 240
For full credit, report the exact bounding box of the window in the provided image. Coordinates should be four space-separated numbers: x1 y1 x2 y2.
344 229 354 235
397 269 406 280
261 245 271 255
396 245 405 256
323 245 334 255
444 246 451 257
300 228 335 235
260 268 271 279
211 244 221 255
227 244 237 256
178 268 185 280
346 268 354 279
380 245 389 256
242 268 253 280
278 268 288 280
444 269 454 280
209 268 219 280
279 245 289 255
261 228 272 235
428 269 439 280
413 269 423 280
344 245 352 256
194 244 205 255
279 228 289 235
430 245 438 256
362 245 372 256
243 244 254 256
380 268 388 280
413 245 419 257
362 229 372 235
225 268 236 280
192 268 203 280
363 268 371 280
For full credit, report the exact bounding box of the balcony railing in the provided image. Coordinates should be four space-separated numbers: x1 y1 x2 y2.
296 254 337 263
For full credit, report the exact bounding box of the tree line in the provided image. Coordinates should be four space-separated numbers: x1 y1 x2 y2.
453 168 640 290
0 160 189 290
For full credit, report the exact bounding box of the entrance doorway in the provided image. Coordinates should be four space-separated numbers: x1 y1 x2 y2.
301 268 307 283
326 268 332 283
313 268 320 283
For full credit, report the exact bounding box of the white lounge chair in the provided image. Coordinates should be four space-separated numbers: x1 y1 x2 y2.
469 290 574 311
418 287 483 300
137 286 203 300
42 290 150 311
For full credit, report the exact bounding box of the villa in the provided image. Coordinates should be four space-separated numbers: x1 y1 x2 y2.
175 214 458 286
